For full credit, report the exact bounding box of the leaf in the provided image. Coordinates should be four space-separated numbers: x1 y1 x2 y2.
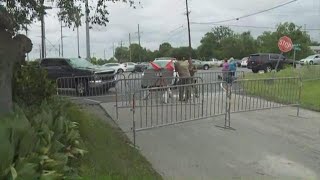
40 170 63 180
10 166 17 180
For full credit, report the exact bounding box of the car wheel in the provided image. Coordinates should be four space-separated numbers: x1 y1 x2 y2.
117 69 124 73
309 61 314 65
203 65 209 70
252 69 259 73
76 80 88 96
264 65 272 73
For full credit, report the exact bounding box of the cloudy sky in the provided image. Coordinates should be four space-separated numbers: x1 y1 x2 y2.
26 0 320 60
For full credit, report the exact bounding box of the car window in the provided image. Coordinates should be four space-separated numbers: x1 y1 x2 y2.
41 59 69 67
249 55 260 61
315 56 319 58
269 54 280 60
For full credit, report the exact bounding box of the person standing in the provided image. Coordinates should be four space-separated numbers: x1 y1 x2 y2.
222 58 230 82
189 62 199 98
175 59 191 101
228 57 237 78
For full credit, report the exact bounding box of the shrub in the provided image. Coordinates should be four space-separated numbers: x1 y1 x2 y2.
12 63 56 107
0 98 86 179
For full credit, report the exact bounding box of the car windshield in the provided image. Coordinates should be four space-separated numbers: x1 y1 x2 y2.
105 63 119 67
68 58 93 68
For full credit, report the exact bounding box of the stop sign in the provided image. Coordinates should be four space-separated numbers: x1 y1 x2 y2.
278 36 293 53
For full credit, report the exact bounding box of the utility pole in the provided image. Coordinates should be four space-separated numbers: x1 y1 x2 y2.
25 27 29 61
185 0 192 63
113 43 115 58
85 0 91 60
60 21 64 57
39 45 42 59
77 26 80 58
138 24 141 62
58 44 61 57
129 33 132 61
40 3 52 59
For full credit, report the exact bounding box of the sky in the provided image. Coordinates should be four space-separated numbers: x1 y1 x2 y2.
26 0 320 60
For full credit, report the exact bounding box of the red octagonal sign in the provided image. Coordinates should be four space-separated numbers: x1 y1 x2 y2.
278 36 293 53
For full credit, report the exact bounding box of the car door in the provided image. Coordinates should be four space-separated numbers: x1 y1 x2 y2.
314 55 320 64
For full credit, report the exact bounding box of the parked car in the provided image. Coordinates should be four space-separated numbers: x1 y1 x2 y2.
40 58 116 95
241 57 249 67
123 62 137 72
212 58 223 67
192 59 213 70
141 59 177 88
247 53 295 73
103 63 126 73
133 62 149 72
235 59 241 67
300 54 320 65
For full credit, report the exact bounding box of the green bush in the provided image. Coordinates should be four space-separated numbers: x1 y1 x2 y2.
12 64 56 107
0 98 86 179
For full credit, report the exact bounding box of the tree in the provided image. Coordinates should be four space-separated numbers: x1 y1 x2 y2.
171 47 196 60
107 57 118 63
129 43 143 62
115 47 129 62
0 1 138 115
257 22 313 60
158 42 173 57
197 26 235 60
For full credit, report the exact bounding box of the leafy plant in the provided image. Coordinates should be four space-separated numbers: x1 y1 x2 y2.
12 64 56 107
0 98 86 179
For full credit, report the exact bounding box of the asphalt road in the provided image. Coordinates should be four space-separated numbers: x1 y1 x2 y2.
101 102 320 179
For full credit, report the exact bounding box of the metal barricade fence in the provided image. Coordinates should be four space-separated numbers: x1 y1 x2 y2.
115 76 204 109
56 73 125 98
130 77 301 147
128 72 143 79
300 65 320 81
196 71 245 83
231 77 300 113
131 81 227 132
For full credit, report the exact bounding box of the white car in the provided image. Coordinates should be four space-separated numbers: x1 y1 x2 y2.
123 62 136 72
300 54 320 65
103 63 127 73
212 58 223 67
241 57 249 67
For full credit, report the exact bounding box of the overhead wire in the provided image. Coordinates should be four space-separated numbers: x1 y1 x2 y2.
191 0 299 25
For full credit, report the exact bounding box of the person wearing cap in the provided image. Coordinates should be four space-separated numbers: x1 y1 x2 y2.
175 59 191 101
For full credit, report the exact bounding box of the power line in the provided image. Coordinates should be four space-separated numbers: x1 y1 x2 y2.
191 0 298 25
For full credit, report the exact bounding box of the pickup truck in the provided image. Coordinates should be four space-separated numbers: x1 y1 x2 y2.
40 58 116 95
192 59 214 70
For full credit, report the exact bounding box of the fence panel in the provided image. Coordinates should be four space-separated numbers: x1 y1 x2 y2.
196 71 245 83
56 73 122 98
132 81 227 131
231 77 300 113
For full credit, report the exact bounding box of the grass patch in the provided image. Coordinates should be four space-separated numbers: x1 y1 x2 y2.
242 66 320 111
66 104 162 179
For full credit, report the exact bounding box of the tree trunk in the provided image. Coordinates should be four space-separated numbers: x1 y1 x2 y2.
0 66 13 116
0 29 15 117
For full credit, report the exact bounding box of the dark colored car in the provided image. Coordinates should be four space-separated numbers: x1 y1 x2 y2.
133 62 149 72
40 58 116 95
247 53 294 73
